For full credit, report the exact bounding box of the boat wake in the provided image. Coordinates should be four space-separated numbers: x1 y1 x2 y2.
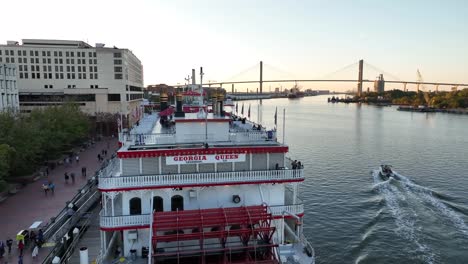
371 169 468 263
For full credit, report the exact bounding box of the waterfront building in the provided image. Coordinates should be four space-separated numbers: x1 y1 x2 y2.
0 63 19 112
0 40 143 123
97 86 314 263
374 74 385 93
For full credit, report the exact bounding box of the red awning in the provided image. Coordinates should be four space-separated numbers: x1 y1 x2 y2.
159 106 174 117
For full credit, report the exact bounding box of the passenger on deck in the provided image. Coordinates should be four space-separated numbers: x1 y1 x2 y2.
275 163 279 170
292 160 297 169
298 161 303 169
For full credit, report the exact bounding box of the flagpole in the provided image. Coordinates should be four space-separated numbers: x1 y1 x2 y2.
282 108 286 144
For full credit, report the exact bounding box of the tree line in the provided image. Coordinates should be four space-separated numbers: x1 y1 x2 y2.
360 88 468 108
0 104 90 191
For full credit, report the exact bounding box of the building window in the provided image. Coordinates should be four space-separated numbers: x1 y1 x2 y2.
59 51 62 56
19 73 23 79
107 94 121 101
71 51 74 57
113 52 122 58
11 58 15 63
77 52 80 57
43 58 46 64
114 66 122 72
35 58 39 63
47 51 51 56
35 51 38 56
22 50 26 56
44 85 48 89
94 73 98 79
43 65 47 71
55 73 59 79
42 51 46 56
114 74 123 79
82 73 86 79
55 58 58 64
114 59 122 65
66 51 69 57
66 59 70 64
36 65 40 71
94 66 97 72
48 58 51 64
6 58 9 63
171 195 184 211
44 73 47 79
30 50 33 56
17 50 21 56
49 73 52 79
89 59 93 64
71 59 74 64
93 52 96 57
54 51 58 56
129 197 142 215
153 196 164 212
24 73 28 79
30 58 34 63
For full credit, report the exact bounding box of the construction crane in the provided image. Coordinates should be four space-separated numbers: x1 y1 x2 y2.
417 69 430 105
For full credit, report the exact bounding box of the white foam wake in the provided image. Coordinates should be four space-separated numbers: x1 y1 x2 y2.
372 170 435 263
396 172 468 236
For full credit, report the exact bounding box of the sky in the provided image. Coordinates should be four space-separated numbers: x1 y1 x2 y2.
2 0 468 92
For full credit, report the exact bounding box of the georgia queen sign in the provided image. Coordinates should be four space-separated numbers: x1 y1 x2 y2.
167 154 246 165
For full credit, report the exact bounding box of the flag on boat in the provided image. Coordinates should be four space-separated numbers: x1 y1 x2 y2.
274 107 277 126
248 104 251 118
241 103 244 115
235 102 238 113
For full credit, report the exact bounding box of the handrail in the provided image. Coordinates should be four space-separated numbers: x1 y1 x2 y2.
99 169 304 190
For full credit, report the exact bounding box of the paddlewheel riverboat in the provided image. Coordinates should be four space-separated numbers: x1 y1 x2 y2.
98 71 315 264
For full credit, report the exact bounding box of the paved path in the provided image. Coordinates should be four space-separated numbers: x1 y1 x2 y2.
0 137 118 263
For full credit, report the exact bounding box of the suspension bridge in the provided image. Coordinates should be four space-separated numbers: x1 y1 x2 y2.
196 60 468 95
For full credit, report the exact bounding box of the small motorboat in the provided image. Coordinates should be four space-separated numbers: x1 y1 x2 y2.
379 165 394 180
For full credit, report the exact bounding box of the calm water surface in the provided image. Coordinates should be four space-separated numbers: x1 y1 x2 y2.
244 95 468 264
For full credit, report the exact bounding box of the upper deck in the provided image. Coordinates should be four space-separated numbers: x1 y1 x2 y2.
118 112 281 152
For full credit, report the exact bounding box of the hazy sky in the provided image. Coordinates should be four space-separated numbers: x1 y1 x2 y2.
2 0 468 91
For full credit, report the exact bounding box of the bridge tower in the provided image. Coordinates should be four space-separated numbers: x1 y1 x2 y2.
260 61 263 94
357 59 363 96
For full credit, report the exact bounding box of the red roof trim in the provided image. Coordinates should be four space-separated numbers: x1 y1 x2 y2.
176 119 230 123
99 178 303 192
117 146 288 158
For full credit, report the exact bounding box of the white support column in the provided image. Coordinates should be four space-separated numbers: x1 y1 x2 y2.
266 153 270 170
249 154 253 170
120 159 123 174
293 183 297 204
139 158 143 175
178 164 181 174
196 164 199 173
232 162 235 172
158 157 162 174
214 162 217 172
103 193 108 215
103 231 107 254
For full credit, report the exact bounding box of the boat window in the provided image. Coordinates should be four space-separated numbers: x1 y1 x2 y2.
153 196 164 212
171 195 184 211
129 197 142 215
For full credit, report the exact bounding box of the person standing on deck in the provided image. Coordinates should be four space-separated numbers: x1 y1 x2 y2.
75 155 80 164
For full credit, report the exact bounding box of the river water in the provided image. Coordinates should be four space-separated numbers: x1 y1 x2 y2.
242 95 468 264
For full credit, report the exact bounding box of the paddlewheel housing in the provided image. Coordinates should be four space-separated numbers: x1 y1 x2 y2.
151 205 278 263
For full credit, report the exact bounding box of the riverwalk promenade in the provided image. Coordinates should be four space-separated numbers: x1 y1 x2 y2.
0 137 118 264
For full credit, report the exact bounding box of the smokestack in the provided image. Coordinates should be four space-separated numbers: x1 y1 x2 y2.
217 92 224 117
192 69 196 85
175 92 185 117
211 92 217 116
160 92 168 111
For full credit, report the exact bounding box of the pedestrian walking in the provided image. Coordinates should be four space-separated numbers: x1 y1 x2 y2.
32 245 39 259
64 172 69 183
6 238 12 254
0 240 5 257
42 181 49 196
37 229 44 247
97 154 101 162
18 240 24 256
82 166 87 177
70 172 75 183
18 255 23 264
49 181 55 194
104 149 107 156
75 155 80 164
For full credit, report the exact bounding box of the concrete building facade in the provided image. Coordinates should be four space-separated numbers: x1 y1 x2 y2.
0 39 144 123
0 63 19 112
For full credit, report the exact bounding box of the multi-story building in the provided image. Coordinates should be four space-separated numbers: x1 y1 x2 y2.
374 74 385 93
0 63 19 112
0 39 143 123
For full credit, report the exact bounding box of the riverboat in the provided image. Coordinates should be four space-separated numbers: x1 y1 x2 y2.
97 70 315 263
